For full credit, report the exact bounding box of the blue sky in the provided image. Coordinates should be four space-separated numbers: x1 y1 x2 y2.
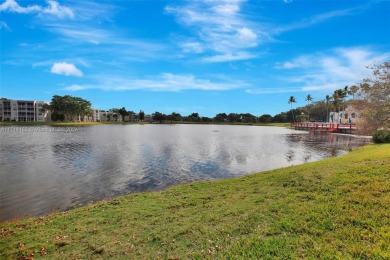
1 0 389 116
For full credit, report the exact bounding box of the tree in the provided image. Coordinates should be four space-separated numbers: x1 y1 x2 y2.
187 112 200 122
348 85 359 100
139 110 145 121
152 112 166 123
353 62 390 134
118 107 128 122
258 114 272 123
305 94 313 122
227 113 239 123
332 91 341 112
240 113 257 123
288 96 297 122
325 95 332 122
47 95 92 121
272 113 287 123
214 113 227 122
167 112 182 122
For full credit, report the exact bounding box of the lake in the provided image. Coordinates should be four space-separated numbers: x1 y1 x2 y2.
0 124 370 221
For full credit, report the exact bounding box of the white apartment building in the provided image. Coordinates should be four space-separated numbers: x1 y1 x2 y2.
0 99 50 122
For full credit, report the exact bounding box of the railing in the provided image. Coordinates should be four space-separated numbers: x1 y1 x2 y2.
291 122 357 133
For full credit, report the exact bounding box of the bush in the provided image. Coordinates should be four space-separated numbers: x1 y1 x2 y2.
372 130 390 143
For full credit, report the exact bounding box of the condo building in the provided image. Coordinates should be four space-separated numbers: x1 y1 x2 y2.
0 99 50 122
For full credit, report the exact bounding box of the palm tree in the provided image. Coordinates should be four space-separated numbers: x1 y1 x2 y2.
333 90 342 112
325 94 332 122
349 85 359 100
341 86 349 112
305 94 313 122
288 96 297 122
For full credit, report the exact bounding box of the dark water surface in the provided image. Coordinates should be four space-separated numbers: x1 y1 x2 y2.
0 124 370 221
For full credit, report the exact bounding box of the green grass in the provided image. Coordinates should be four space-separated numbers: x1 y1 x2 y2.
1 144 389 259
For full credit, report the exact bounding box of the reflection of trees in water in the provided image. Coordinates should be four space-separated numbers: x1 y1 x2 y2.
285 133 368 160
286 149 295 162
303 153 311 162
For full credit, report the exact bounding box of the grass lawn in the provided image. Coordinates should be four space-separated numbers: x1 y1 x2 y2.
1 144 389 259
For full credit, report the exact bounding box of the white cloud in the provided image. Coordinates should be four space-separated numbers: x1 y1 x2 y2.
275 8 358 34
0 20 11 31
246 87 302 94
41 0 74 19
166 0 261 62
46 24 110 44
236 27 257 47
181 42 204 53
274 57 311 69
0 0 40 13
63 73 248 92
212 3 240 15
203 52 256 63
51 62 83 77
275 47 390 92
65 84 85 91
0 0 74 19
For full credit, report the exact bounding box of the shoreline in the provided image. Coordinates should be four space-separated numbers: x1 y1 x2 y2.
1 144 388 258
0 121 291 127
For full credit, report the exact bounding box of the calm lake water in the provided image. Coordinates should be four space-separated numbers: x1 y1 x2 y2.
0 124 370 221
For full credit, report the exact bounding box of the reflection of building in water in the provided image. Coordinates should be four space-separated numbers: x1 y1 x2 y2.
329 105 361 124
0 99 50 122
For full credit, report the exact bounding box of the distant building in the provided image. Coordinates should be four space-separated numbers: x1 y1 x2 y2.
0 99 50 122
98 111 122 122
329 105 361 124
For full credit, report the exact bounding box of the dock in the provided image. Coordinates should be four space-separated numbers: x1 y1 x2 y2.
292 122 357 134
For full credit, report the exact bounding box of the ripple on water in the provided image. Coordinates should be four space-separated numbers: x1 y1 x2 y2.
0 125 370 221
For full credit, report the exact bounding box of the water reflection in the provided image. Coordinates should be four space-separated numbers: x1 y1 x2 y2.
0 125 370 221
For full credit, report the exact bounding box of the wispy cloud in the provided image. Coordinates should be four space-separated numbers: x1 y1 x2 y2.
166 0 262 62
0 20 11 31
45 24 110 44
275 47 390 92
40 0 74 19
275 7 360 34
202 52 257 63
0 0 40 14
0 0 74 19
63 73 248 92
51 62 83 77
246 87 302 94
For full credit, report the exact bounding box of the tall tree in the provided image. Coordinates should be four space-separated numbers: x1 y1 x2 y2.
214 113 227 122
152 112 166 123
48 95 92 121
288 96 297 122
305 94 313 122
118 107 128 122
325 95 332 122
353 62 390 134
348 85 359 100
258 114 272 123
139 110 145 121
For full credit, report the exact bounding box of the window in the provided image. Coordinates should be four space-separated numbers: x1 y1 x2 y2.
351 113 356 119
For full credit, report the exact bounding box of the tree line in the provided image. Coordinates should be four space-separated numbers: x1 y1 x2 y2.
287 61 389 134
41 62 388 134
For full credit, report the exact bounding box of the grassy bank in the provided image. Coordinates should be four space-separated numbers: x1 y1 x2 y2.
1 145 389 259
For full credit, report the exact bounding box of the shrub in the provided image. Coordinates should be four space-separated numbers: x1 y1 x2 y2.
372 130 390 143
